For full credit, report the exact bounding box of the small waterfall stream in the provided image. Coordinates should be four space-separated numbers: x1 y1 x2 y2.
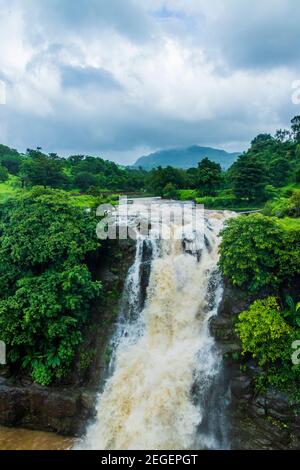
78 200 233 450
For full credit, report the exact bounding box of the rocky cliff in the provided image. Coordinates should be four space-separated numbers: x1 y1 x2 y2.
211 281 300 450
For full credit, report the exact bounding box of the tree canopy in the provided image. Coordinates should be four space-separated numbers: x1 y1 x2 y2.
0 187 101 384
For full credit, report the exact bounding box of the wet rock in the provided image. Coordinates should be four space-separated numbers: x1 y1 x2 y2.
214 280 300 450
80 391 95 415
118 238 136 254
0 380 93 436
139 239 153 309
101 267 119 285
230 374 252 397
204 235 212 253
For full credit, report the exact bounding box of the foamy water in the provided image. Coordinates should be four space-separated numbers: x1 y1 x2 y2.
78 201 234 450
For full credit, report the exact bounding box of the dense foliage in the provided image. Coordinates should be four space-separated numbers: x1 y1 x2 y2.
0 114 300 207
263 189 300 218
236 297 293 366
219 214 300 292
0 165 8 183
229 154 267 201
236 297 300 399
0 144 22 175
196 158 222 196
0 188 101 385
0 113 299 398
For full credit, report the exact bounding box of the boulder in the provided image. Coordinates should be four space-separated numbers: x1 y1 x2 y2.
0 380 95 436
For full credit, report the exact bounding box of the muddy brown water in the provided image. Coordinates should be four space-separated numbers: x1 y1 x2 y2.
0 426 74 450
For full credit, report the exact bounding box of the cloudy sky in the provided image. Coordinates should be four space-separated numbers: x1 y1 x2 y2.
0 0 299 164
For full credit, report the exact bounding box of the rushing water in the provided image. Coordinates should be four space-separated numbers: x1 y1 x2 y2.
78 200 233 450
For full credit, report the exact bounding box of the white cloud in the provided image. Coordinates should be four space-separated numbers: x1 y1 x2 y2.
0 0 299 162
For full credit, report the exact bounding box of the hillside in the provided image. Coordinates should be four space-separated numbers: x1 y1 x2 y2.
134 145 241 170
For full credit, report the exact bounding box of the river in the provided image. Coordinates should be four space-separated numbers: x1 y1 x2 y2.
0 426 73 450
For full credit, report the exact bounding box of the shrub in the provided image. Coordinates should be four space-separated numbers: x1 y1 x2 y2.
263 190 300 218
74 172 98 192
0 165 9 182
0 188 101 384
219 214 300 291
219 214 283 291
162 182 178 199
176 189 198 201
236 297 292 366
236 297 300 399
196 195 237 209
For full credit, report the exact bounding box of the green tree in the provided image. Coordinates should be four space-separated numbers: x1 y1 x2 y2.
236 297 300 398
0 188 101 384
230 155 267 201
269 157 290 187
197 157 222 196
0 145 22 175
74 172 98 192
291 115 300 143
0 164 9 182
219 214 300 291
275 129 292 143
20 149 67 188
163 182 178 199
146 166 187 196
236 297 293 366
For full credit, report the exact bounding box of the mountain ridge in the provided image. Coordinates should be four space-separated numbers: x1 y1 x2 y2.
133 145 241 170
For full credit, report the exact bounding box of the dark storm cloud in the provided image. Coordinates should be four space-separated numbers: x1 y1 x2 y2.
209 0 300 70
60 65 123 90
1 89 290 158
0 0 300 163
24 0 153 42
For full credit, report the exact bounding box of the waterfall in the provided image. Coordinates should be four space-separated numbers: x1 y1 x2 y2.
77 201 233 450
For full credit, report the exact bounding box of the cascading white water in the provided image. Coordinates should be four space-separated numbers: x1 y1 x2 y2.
78 201 233 450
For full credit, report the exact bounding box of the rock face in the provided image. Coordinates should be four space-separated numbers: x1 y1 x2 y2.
0 238 135 437
211 281 300 450
0 378 94 436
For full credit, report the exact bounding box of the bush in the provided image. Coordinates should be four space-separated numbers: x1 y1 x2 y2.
162 182 178 199
0 165 9 182
236 297 292 365
196 195 237 209
263 190 300 218
219 214 300 291
74 172 99 192
236 297 300 399
176 189 198 201
0 187 101 384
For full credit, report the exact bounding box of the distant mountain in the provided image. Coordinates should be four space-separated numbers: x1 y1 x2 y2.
133 145 241 170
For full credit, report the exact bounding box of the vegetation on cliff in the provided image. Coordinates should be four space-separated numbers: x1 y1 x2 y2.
0 188 101 385
219 211 300 399
236 297 300 399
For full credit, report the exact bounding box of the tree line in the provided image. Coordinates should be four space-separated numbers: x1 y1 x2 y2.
0 115 299 202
